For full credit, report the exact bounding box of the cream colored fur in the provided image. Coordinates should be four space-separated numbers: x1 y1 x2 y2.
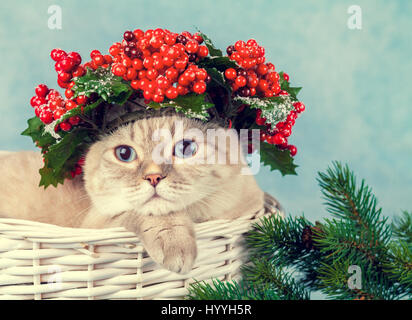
0 116 264 273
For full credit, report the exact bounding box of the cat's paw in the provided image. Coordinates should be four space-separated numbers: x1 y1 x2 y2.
145 228 197 274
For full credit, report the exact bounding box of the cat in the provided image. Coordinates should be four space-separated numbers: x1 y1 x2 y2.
0 115 267 273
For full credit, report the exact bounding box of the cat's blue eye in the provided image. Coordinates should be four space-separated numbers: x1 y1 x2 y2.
174 139 198 159
114 145 137 162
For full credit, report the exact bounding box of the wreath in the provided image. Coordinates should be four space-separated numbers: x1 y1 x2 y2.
22 28 306 188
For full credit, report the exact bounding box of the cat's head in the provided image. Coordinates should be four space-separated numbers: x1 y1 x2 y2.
83 115 249 216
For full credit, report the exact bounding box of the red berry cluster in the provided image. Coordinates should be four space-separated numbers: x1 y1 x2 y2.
104 28 210 103
29 49 92 131
29 83 83 132
224 39 305 157
51 49 85 88
224 39 281 98
257 101 306 156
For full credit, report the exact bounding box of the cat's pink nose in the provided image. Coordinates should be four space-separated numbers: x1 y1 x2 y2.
144 173 163 187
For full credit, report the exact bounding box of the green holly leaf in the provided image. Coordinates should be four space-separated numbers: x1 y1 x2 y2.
198 56 237 71
21 116 56 148
260 142 298 176
39 165 66 188
72 67 133 105
279 71 302 101
198 32 223 57
149 93 214 121
40 128 90 188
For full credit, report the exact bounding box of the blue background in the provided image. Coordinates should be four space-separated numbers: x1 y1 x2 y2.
0 0 411 223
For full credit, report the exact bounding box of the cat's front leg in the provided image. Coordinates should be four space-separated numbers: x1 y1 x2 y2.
124 211 197 274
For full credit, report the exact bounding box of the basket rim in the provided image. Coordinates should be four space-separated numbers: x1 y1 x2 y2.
0 193 281 245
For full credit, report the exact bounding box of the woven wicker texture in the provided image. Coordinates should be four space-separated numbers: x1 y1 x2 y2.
0 195 280 300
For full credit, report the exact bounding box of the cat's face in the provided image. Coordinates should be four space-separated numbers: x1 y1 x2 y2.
84 115 247 216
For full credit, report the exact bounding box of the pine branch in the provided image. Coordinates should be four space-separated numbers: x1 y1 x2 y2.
392 211 412 244
246 214 324 290
246 214 311 262
384 241 412 295
185 162 412 300
242 258 310 300
186 279 282 300
315 162 392 265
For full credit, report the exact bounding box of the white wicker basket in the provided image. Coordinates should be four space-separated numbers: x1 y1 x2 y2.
0 197 280 300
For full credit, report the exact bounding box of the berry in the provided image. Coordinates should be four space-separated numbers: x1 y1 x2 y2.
146 68 158 80
39 110 53 124
193 33 203 43
132 58 143 70
195 69 208 81
192 81 206 94
57 78 70 88
195 44 208 58
287 111 298 122
293 102 305 113
90 50 101 59
50 49 67 61
272 133 286 145
65 100 77 110
288 145 297 156
67 52 82 66
255 116 266 126
256 63 268 75
109 44 121 56
123 30 135 41
225 68 237 80
165 87 178 99
226 45 235 56
35 84 49 98
57 71 72 83
258 79 269 92
234 40 246 51
30 96 40 107
76 95 88 105
72 66 85 78
176 34 188 44
152 93 164 103
235 76 247 87
185 40 199 54
126 68 137 80
53 108 66 119
60 58 75 72
281 128 292 137
112 63 127 76
65 89 74 99
132 29 143 40
247 76 259 88
60 122 72 132
239 87 250 97
93 54 105 66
